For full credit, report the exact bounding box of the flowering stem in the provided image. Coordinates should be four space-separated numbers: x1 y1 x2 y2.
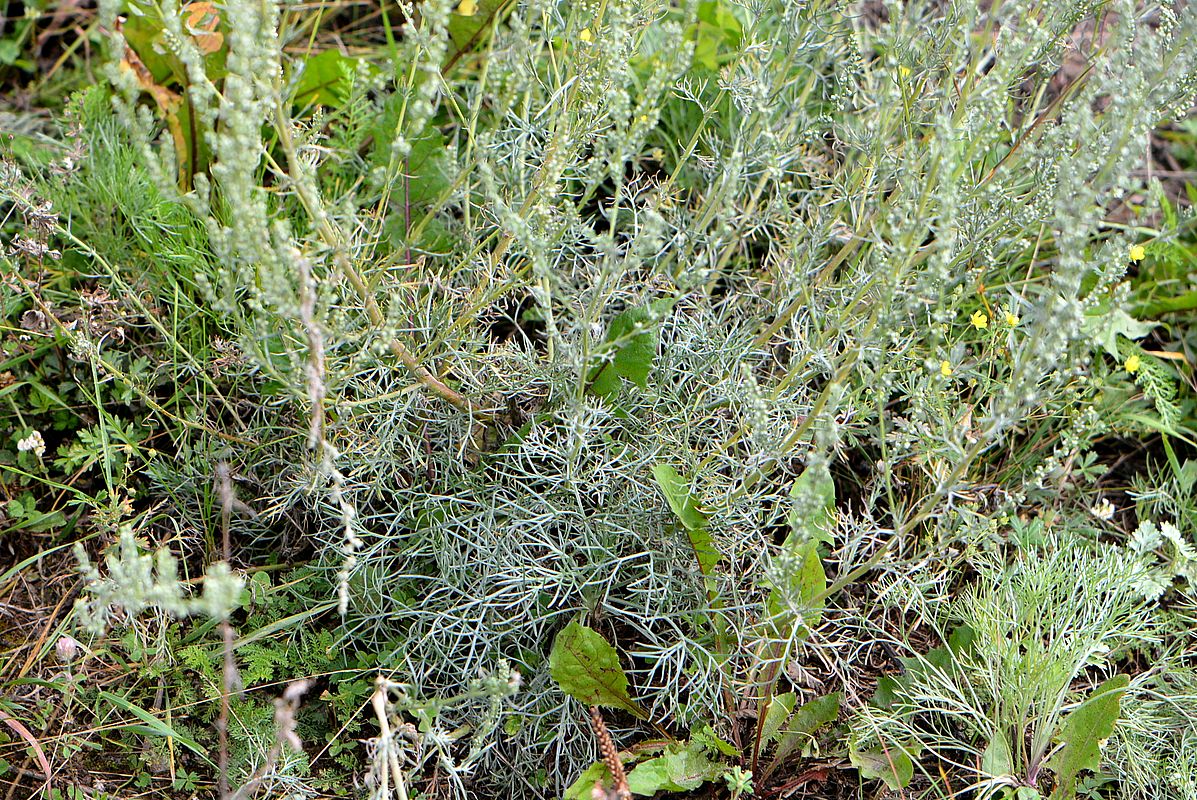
270 98 490 417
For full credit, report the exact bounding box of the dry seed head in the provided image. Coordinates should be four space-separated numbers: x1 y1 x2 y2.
588 706 631 800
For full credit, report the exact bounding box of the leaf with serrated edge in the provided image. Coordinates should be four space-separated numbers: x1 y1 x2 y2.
549 622 644 718
1046 674 1128 798
626 743 723 795
760 692 797 745
591 302 669 396
790 692 840 734
772 693 840 763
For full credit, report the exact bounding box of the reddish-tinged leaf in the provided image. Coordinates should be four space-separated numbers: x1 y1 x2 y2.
0 707 51 787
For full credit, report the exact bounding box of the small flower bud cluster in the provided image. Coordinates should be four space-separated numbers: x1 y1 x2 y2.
16 429 46 458
73 526 244 635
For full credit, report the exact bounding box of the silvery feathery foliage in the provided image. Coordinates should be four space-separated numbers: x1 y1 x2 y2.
851 537 1159 795
1105 664 1197 800
80 0 1197 796
74 526 244 635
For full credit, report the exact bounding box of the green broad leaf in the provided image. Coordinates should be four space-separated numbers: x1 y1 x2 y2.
921 625 975 673
564 761 613 800
688 0 743 71
764 540 826 633
982 730 1013 777
796 542 826 609
1046 674 1129 798
411 128 455 214
651 464 719 575
790 693 841 734
651 465 707 531
786 463 836 547
1134 289 1197 318
871 675 903 709
371 108 451 213
122 6 183 84
590 301 669 397
872 626 975 710
691 723 738 758
1082 306 1157 360
850 743 914 789
891 626 974 686
172 98 213 189
293 49 357 109
760 692 797 745
625 742 724 795
123 1 228 85
0 39 19 66
947 625 977 653
549 622 645 718
772 693 841 763
625 758 676 795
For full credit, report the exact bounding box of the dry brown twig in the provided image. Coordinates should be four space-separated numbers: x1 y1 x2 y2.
215 462 250 800
369 676 412 800
229 679 313 800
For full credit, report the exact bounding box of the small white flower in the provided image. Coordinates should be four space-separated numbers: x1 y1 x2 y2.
16 430 45 458
1091 498 1116 521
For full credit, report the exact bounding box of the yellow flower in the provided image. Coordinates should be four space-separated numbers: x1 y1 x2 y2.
1004 311 1020 326
970 310 989 329
1124 354 1142 374
898 65 911 78
579 27 593 43
456 0 477 15
940 360 953 377
1129 244 1146 263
